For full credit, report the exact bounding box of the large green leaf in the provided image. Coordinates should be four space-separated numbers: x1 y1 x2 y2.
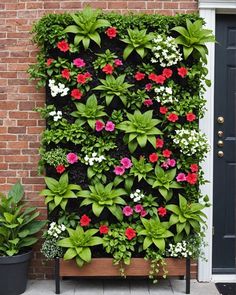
8 182 24 204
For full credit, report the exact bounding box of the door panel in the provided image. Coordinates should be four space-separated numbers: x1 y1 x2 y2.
213 14 236 274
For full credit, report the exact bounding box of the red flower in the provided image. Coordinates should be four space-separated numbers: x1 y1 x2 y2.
148 73 158 82
167 113 179 122
155 75 166 85
57 40 69 52
143 99 153 106
162 68 173 78
145 83 152 91
149 153 158 163
77 74 87 84
160 106 168 114
56 165 65 174
102 64 114 75
46 58 54 66
80 214 91 227
156 138 164 148
186 173 198 185
162 149 172 158
178 67 188 78
105 27 117 39
84 72 92 79
134 72 145 81
71 89 82 100
190 164 199 173
157 207 167 217
125 227 136 240
61 69 70 80
99 225 109 234
186 112 196 122
95 120 105 132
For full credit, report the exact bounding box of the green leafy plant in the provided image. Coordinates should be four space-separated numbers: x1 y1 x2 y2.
166 194 206 242
77 183 127 221
93 49 118 69
0 182 46 256
117 110 162 153
58 226 103 267
130 156 153 182
142 195 159 217
172 19 215 63
148 166 182 201
93 74 133 106
64 7 110 50
138 217 173 251
40 173 81 211
71 94 107 129
121 28 154 60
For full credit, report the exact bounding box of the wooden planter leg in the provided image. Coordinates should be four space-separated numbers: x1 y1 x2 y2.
55 257 60 294
185 257 191 294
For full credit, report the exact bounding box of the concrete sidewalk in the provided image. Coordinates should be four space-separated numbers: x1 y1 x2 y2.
25 279 220 295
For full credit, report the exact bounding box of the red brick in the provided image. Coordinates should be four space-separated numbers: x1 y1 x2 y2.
60 2 82 9
108 1 127 9
127 1 146 9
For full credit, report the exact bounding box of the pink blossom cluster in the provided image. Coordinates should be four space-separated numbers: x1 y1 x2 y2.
95 120 115 132
114 157 132 175
161 158 176 169
122 204 147 217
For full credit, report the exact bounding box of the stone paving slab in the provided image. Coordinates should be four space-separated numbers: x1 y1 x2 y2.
25 279 219 295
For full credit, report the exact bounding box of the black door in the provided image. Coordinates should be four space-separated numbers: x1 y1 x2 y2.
213 14 236 274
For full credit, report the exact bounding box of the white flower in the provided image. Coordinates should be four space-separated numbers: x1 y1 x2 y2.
49 111 56 116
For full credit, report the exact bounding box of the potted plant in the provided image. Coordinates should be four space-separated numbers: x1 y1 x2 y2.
0 182 46 295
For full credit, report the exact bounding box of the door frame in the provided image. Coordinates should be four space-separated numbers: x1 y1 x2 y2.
198 0 236 282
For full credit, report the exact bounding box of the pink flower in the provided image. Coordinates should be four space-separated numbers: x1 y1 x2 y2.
120 157 132 169
73 58 86 68
123 206 133 216
105 121 115 132
176 173 186 182
114 166 125 175
67 153 78 164
140 209 147 217
161 162 169 169
95 120 105 132
143 99 153 106
114 59 123 66
134 204 143 213
167 159 176 167
145 83 152 91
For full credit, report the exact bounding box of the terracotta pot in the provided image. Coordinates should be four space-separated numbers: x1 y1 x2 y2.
59 257 186 277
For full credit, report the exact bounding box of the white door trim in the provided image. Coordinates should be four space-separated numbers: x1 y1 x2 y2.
198 1 236 282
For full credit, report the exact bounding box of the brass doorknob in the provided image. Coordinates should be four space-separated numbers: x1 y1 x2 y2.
217 130 224 137
217 140 224 147
217 116 224 124
217 151 224 158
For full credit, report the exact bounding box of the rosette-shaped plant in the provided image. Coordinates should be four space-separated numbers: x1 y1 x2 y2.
121 28 155 60
77 183 127 221
117 110 162 153
166 195 206 242
71 94 107 129
57 226 103 267
40 173 81 211
148 166 182 201
139 217 173 251
64 7 110 50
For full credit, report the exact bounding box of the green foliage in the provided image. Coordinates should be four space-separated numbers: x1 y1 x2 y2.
130 156 153 182
58 226 103 267
139 217 173 251
166 195 206 242
64 7 110 50
93 74 133 106
40 173 81 212
121 28 154 60
117 110 162 153
40 148 68 168
77 183 127 221
93 49 118 69
142 195 159 217
71 94 107 129
58 212 80 229
172 19 215 63
148 166 182 202
0 182 46 256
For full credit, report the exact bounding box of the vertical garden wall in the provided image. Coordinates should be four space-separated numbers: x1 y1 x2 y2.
29 8 214 277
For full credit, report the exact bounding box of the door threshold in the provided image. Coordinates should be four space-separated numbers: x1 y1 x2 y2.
212 275 236 282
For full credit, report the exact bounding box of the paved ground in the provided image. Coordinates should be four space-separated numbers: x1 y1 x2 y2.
25 279 220 295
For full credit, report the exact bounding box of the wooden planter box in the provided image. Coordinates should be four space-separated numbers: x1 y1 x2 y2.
54 257 191 294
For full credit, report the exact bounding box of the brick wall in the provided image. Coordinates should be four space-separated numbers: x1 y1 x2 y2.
0 0 198 279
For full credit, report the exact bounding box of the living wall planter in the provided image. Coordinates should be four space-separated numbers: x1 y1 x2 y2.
54 257 191 294
0 251 32 295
